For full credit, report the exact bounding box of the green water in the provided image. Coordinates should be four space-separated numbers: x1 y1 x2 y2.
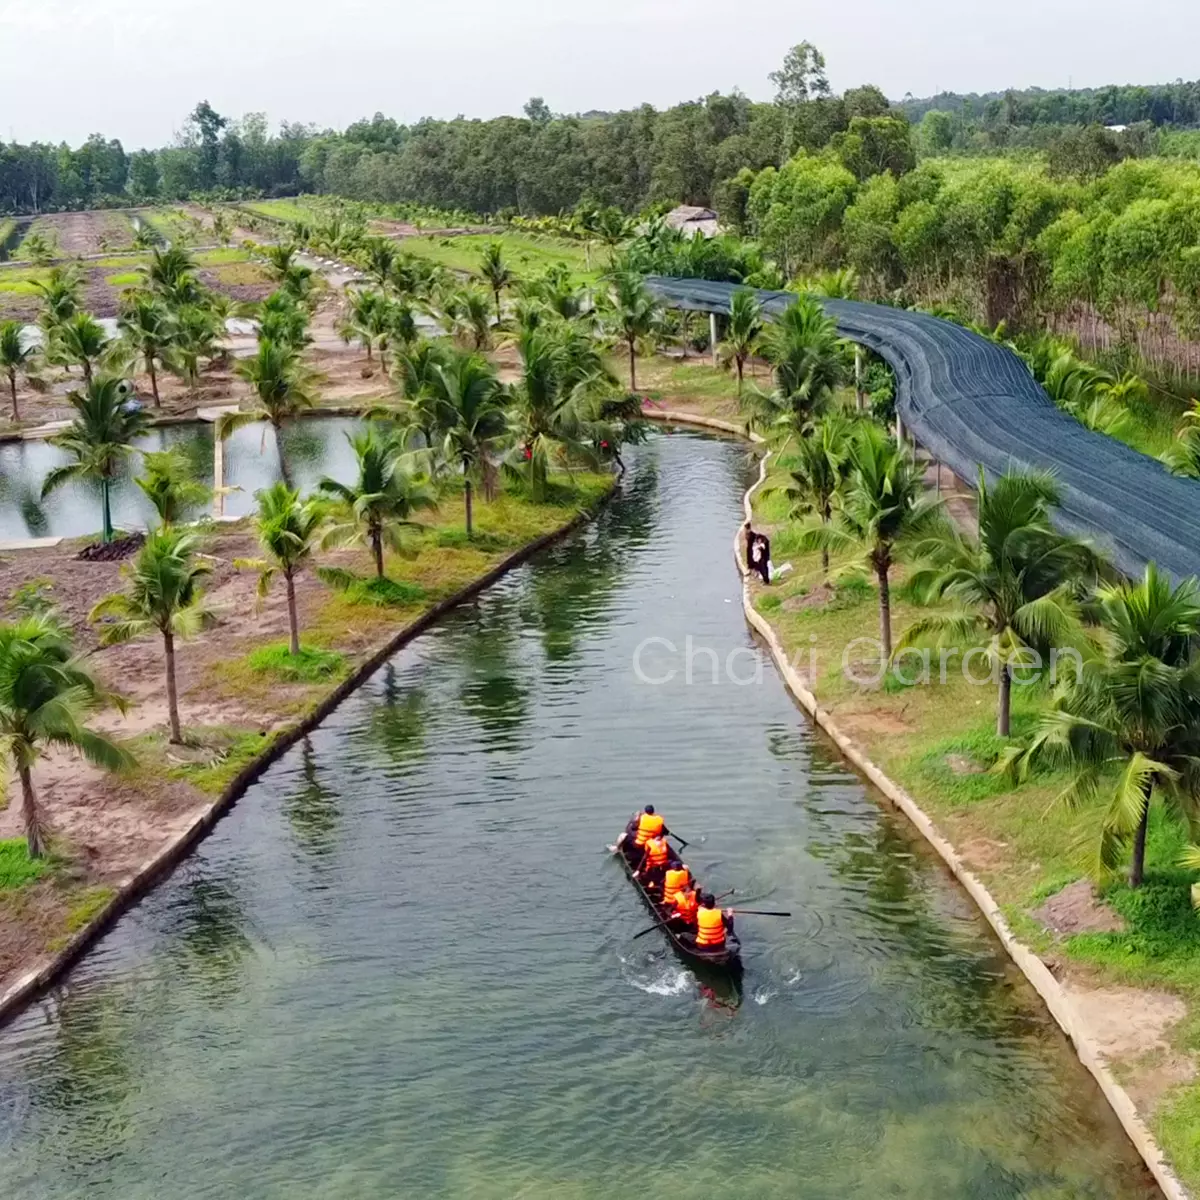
0 432 1158 1198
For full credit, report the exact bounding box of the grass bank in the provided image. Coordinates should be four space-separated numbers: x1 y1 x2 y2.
400 231 593 280
0 471 614 1019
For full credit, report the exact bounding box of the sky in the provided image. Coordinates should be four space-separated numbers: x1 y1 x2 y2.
2 0 1199 148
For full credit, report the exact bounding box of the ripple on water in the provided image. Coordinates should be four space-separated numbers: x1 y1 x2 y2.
0 432 1161 1200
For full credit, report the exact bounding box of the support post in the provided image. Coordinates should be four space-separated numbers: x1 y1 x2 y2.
855 346 865 412
710 312 719 369
895 412 904 446
213 426 225 518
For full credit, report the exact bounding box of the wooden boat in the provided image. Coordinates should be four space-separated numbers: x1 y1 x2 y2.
616 837 743 974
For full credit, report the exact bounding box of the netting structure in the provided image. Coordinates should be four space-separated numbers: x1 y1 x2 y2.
646 276 1200 581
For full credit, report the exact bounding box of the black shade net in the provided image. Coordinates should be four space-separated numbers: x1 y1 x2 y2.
646 276 1200 582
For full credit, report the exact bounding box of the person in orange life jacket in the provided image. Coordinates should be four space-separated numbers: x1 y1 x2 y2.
692 892 733 949
670 877 700 927
635 834 671 898
660 863 691 909
621 805 669 864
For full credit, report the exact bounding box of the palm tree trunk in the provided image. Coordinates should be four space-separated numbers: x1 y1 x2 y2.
148 357 160 408
163 628 183 744
464 476 474 538
83 359 93 385
101 476 114 544
494 287 502 325
628 339 637 391
285 570 300 657
371 526 384 578
274 420 293 488
18 763 45 859
997 663 1012 737
876 563 892 661
8 368 18 420
736 357 744 396
1130 786 1152 888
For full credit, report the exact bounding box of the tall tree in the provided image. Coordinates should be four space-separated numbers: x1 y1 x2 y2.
118 293 175 408
240 483 326 657
430 352 507 537
91 528 213 745
43 377 151 543
1001 564 1200 888
606 272 659 391
319 427 438 579
478 241 513 324
0 614 131 858
0 320 42 420
220 339 316 486
719 287 763 395
797 423 942 659
899 470 1101 735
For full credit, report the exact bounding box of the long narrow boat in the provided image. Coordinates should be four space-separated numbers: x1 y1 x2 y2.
616 841 743 975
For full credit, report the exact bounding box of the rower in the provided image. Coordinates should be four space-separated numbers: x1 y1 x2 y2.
635 834 671 898
693 893 733 950
621 805 669 864
661 863 691 910
671 877 700 927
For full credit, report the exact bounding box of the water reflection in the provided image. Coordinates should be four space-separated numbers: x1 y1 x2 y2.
283 738 342 859
0 416 365 540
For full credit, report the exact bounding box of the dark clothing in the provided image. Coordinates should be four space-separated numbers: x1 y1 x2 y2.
640 864 667 899
751 534 771 584
744 528 758 571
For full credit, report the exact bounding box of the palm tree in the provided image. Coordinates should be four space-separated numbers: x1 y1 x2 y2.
33 266 82 334
720 288 763 395
43 378 151 543
135 448 211 525
263 242 300 280
0 320 42 420
240 483 326 656
119 293 175 408
53 312 122 384
751 295 846 434
478 241 513 324
392 339 453 446
596 207 631 261
144 245 203 307
319 427 438 578
606 272 660 391
764 414 852 579
364 238 398 292
431 352 507 537
220 338 316 487
507 320 611 500
1002 564 1200 888
258 290 312 351
899 470 1102 736
338 289 387 363
796 423 943 659
0 614 132 858
90 528 213 744
441 287 493 351
165 304 222 393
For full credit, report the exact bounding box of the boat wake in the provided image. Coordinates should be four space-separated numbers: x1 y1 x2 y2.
619 955 692 997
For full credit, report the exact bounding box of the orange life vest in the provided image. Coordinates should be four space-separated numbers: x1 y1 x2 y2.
634 811 664 847
643 836 669 869
662 867 690 906
673 888 699 923
695 906 726 947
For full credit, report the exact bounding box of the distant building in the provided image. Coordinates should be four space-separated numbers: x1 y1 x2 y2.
663 205 721 239
1105 124 1128 133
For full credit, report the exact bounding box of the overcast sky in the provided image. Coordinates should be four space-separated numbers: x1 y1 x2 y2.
3 0 1199 148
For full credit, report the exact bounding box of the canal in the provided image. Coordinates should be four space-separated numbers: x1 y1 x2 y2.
0 430 1157 1198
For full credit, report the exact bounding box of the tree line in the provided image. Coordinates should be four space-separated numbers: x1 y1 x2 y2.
6 43 1200 219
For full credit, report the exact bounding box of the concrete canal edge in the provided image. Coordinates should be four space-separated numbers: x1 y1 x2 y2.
0 488 615 1030
644 408 1189 1200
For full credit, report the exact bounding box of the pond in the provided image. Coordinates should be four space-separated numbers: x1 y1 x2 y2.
0 431 1158 1198
0 416 365 540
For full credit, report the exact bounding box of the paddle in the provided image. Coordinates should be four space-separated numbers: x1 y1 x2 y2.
729 909 791 917
631 890 735 939
668 832 690 849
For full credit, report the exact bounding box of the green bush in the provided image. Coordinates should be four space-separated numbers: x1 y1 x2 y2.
245 643 346 681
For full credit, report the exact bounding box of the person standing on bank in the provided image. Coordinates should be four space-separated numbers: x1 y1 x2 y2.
751 529 772 584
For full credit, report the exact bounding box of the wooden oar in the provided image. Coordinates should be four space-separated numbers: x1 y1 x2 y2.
668 832 690 849
631 890 734 939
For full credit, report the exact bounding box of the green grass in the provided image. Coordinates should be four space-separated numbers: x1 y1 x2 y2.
0 838 50 889
63 885 115 933
400 232 594 280
0 219 14 252
194 247 254 266
244 642 347 681
91 253 149 269
242 199 321 224
104 271 141 286
165 728 275 796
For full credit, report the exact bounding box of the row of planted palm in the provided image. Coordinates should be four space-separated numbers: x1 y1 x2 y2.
737 285 1200 892
6 251 653 862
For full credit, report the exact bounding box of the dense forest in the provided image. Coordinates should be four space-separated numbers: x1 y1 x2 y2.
3 45 1200 217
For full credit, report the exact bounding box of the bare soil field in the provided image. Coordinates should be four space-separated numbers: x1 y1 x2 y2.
15 209 138 260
